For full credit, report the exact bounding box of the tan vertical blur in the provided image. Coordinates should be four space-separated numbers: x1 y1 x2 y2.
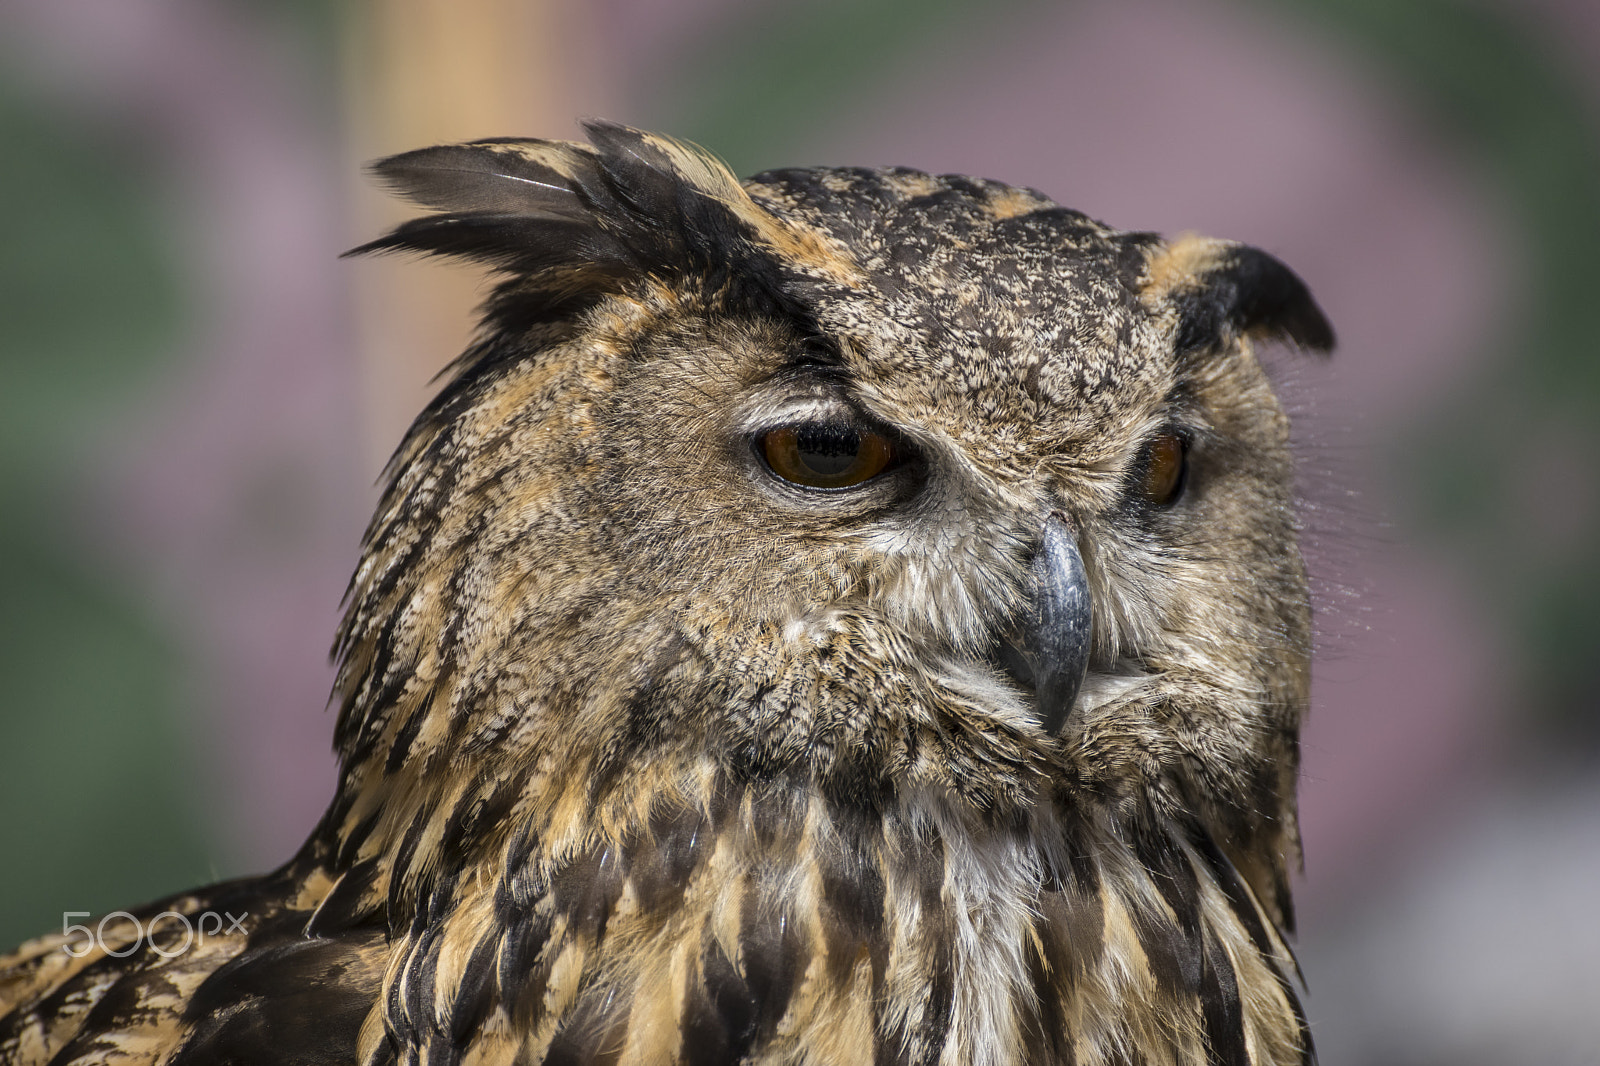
345 0 613 472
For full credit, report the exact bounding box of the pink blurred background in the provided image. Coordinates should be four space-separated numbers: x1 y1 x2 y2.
2 2 1597 1062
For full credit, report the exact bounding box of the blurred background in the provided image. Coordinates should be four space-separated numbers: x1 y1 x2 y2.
1 0 1597 1061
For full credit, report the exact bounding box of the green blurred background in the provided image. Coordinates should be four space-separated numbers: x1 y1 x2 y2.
2 1 1597 1061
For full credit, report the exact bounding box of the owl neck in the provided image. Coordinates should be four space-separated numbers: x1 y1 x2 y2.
295 737 1310 1064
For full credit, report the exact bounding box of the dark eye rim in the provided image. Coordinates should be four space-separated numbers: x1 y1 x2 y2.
752 418 909 493
1132 428 1191 508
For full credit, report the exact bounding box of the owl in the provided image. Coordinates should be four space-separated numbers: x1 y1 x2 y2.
0 122 1332 1066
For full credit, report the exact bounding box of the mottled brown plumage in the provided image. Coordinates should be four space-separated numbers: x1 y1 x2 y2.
0 122 1332 1066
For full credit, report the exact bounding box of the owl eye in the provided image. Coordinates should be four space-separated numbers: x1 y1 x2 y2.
1138 432 1188 506
760 422 896 489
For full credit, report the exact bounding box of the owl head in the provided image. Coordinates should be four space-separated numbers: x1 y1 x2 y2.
329 121 1331 935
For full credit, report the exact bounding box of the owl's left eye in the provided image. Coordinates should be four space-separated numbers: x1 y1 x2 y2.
1137 432 1188 507
759 422 897 489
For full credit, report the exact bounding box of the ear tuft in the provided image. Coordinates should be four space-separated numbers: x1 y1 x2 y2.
1141 235 1335 356
362 140 598 221
346 123 857 327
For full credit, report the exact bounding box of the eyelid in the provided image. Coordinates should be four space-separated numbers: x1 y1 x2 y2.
1136 419 1194 452
734 392 857 436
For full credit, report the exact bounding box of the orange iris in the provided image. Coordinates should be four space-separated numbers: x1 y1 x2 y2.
762 423 895 489
1140 433 1186 506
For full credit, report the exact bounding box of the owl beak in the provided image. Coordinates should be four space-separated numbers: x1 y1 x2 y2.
995 513 1092 735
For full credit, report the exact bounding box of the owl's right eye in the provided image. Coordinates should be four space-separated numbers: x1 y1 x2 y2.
759 422 897 490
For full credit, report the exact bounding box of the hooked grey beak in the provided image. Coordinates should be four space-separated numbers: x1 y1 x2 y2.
995 513 1092 734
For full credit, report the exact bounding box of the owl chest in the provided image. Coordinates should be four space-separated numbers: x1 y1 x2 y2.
398 791 1300 1066
735 809 1302 1066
